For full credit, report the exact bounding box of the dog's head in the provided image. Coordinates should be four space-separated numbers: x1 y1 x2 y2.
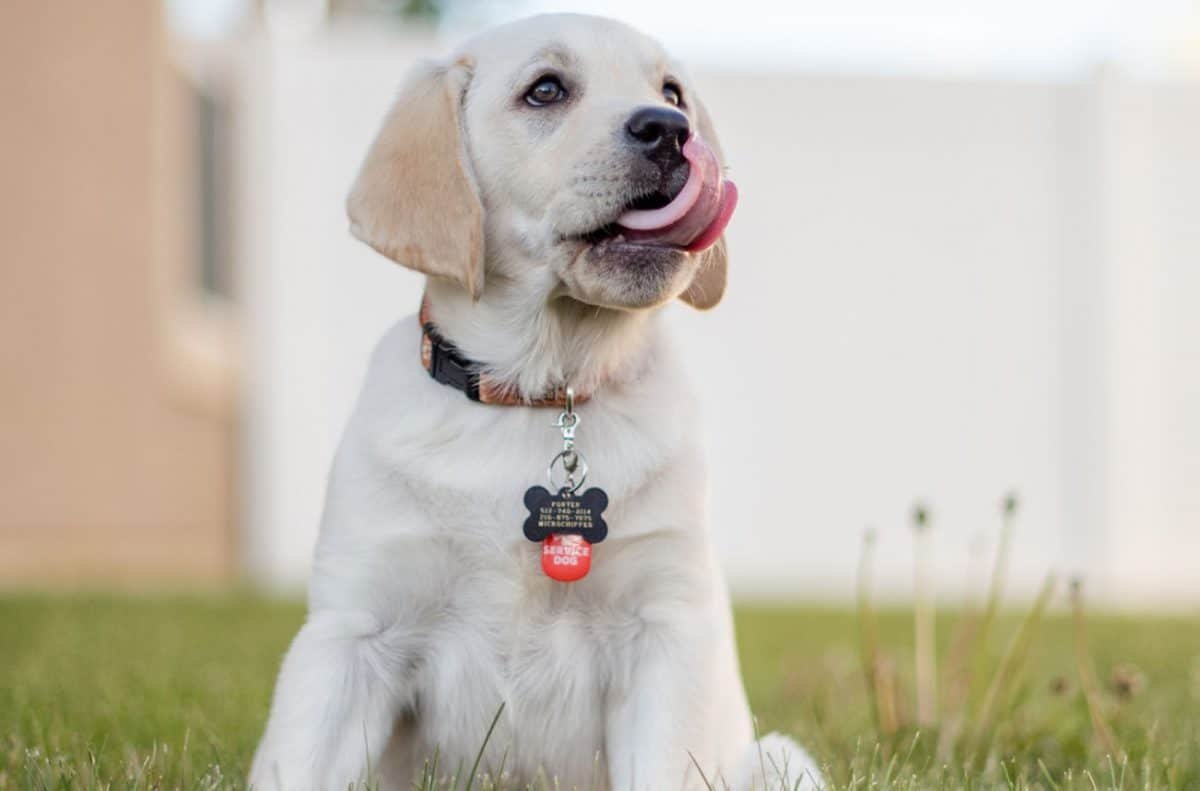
347 14 735 312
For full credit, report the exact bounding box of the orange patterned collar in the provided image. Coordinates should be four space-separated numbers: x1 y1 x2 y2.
419 297 587 408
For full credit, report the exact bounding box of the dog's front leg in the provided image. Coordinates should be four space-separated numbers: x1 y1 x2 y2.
249 609 415 790
605 617 714 791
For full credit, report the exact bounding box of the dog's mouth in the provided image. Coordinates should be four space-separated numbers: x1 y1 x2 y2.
576 135 738 253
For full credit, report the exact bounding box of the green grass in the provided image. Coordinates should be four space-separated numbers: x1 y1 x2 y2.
1 594 1198 789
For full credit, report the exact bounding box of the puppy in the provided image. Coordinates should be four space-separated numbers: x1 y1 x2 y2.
250 14 820 790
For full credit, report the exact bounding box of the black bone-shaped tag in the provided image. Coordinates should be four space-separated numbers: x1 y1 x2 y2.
522 486 609 544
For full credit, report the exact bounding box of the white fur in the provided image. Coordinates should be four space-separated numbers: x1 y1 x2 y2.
250 14 822 791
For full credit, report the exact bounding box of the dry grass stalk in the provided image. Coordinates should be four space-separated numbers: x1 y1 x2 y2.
912 503 938 728
968 572 1057 760
939 495 1017 758
935 537 987 759
970 493 1019 698
1071 578 1120 757
874 655 903 736
856 527 904 736
856 528 888 734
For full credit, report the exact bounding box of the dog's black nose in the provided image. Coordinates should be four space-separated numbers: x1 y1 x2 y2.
625 106 689 165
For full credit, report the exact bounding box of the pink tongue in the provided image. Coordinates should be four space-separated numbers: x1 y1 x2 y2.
616 135 738 252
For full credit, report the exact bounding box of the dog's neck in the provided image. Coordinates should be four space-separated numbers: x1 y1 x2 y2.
422 278 658 402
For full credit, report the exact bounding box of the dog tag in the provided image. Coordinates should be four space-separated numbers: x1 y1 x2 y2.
523 486 608 582
541 533 592 582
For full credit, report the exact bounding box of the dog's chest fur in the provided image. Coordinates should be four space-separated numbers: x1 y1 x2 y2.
410 541 633 784
310 317 713 783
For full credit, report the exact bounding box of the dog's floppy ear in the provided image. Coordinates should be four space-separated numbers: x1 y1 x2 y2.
680 236 728 310
347 58 484 299
679 97 730 311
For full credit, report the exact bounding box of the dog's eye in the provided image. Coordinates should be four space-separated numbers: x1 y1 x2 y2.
525 76 568 107
663 82 684 107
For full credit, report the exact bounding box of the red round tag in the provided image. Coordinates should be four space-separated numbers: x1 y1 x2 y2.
541 533 592 582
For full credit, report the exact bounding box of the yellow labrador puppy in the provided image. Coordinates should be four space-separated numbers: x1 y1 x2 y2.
250 13 820 791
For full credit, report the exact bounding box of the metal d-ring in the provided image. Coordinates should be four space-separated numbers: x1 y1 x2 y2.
547 448 589 494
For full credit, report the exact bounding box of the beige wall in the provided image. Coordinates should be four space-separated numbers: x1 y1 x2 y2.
0 2 237 584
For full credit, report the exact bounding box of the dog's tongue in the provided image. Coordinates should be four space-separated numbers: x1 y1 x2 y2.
616 135 738 252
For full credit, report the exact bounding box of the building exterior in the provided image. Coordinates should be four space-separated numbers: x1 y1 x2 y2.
0 2 237 584
1 5 1196 604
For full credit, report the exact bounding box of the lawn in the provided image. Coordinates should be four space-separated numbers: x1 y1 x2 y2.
1 594 1198 789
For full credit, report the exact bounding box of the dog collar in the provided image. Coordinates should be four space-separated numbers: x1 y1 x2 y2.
419 297 587 408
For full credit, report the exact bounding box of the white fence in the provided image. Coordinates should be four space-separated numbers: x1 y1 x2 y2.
229 29 1200 605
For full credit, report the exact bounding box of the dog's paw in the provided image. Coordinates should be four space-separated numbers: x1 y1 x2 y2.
729 732 823 790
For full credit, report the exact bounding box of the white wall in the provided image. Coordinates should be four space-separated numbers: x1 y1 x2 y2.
230 30 1200 605
233 31 439 587
1093 77 1200 602
679 73 1065 601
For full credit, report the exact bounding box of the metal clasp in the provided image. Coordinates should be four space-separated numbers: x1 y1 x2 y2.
553 386 579 451
549 386 585 492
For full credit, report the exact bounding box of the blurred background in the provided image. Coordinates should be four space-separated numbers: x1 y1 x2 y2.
1 0 1197 607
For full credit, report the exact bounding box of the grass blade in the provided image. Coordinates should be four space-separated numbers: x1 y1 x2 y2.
464 703 506 791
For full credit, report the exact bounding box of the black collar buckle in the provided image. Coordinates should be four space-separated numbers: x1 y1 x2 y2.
424 323 481 402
